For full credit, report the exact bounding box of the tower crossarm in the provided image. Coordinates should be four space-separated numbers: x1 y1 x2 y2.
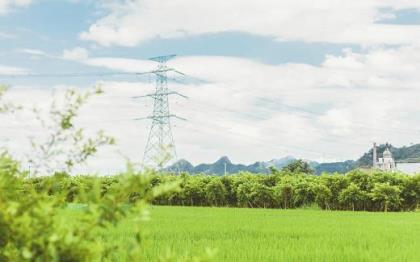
132 68 174 76
135 115 187 121
149 54 177 63
132 91 188 99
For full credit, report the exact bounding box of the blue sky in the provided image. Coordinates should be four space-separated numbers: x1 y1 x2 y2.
0 0 360 74
1 0 420 171
1 1 419 76
1 0 419 75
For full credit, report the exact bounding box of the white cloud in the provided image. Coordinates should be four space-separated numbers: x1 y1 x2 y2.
61 48 157 72
0 64 27 75
0 0 32 14
172 48 420 160
81 0 420 47
62 47 89 61
3 44 420 171
85 57 155 73
167 50 420 163
61 47 157 75
0 31 14 38
18 48 48 56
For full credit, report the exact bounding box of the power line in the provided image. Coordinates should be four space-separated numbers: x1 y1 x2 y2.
256 96 420 135
178 95 420 137
0 95 409 153
3 68 418 134
0 68 178 79
1 72 131 78
176 119 347 160
1 63 419 163
177 100 371 148
0 108 412 163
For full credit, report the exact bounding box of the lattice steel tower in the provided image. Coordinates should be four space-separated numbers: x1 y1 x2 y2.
137 55 186 169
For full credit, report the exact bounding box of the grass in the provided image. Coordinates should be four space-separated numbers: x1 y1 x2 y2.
104 206 420 262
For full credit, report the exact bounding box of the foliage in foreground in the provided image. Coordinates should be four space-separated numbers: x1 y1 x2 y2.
0 86 216 261
0 154 179 261
28 87 115 175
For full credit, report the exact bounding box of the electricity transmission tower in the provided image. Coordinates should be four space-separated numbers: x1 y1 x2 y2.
135 55 186 169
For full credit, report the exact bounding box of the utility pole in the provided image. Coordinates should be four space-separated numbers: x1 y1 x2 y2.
135 55 187 169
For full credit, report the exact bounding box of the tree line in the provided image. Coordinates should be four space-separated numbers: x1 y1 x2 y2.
155 169 419 212
28 168 419 212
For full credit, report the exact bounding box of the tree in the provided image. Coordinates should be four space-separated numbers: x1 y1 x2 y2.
251 183 275 208
220 176 236 206
275 183 294 209
314 184 332 210
346 170 374 192
370 183 401 212
205 177 227 206
339 183 366 211
399 175 419 211
235 177 276 208
282 160 314 175
182 176 206 206
292 179 316 208
320 175 348 210
236 181 254 208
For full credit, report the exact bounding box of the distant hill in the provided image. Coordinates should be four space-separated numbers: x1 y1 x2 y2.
316 143 420 172
166 156 296 175
264 156 297 169
314 160 356 174
166 143 420 175
356 143 420 167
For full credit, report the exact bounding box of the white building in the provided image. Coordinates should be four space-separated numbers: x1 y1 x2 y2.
372 143 420 174
373 143 396 172
376 148 396 171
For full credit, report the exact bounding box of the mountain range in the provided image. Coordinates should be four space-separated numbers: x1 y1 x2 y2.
166 143 420 175
166 156 296 175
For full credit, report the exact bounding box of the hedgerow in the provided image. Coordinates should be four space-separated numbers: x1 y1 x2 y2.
23 169 420 212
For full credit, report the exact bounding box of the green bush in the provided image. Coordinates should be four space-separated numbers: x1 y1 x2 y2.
23 169 419 213
146 170 418 212
0 156 179 261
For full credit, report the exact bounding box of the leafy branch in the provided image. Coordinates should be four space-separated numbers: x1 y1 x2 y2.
0 84 22 113
28 86 115 175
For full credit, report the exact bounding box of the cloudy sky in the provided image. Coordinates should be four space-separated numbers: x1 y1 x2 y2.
1 0 420 172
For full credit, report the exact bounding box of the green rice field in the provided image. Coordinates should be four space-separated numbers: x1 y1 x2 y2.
106 206 420 262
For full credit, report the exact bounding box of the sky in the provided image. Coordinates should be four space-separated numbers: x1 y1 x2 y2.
1 0 420 172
